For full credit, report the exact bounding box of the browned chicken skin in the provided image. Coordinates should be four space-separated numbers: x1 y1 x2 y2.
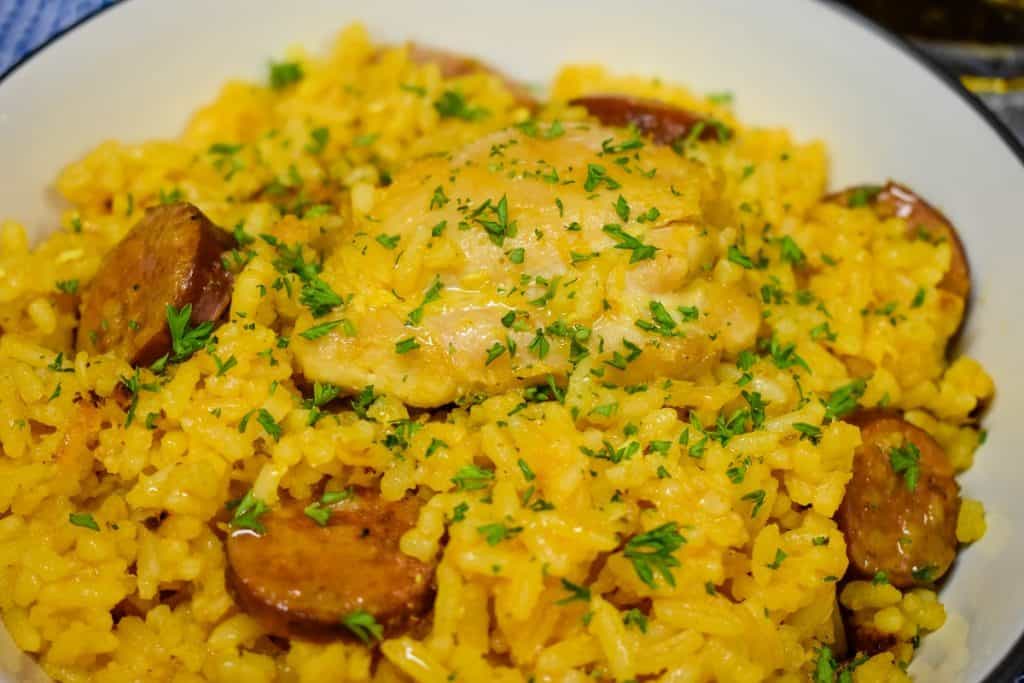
77 202 235 365
826 181 970 300
569 94 720 145
838 411 961 588
225 488 436 641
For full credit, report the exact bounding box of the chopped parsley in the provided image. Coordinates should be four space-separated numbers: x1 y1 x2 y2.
766 548 787 569
736 349 757 385
823 378 867 421
614 195 631 222
304 382 340 426
303 488 352 525
299 319 345 340
208 142 242 155
485 342 507 365
341 610 383 645
477 523 523 545
120 368 158 427
166 304 215 362
304 502 331 526
528 329 550 359
810 322 838 342
889 442 921 491
604 339 643 370
434 90 489 121
517 458 536 481
448 501 469 524
305 126 329 154
472 194 517 246
742 489 767 518
602 224 658 263
583 164 621 192
623 608 648 633
727 244 755 269
228 489 270 533
743 390 767 429
159 187 183 204
601 133 644 154
375 233 400 249
793 422 823 444
766 336 811 373
69 512 100 532
299 278 344 317
321 488 354 505
635 300 680 336
556 578 591 605
624 522 685 589
425 438 448 459
55 279 79 294
430 185 449 210
269 60 304 90
451 464 495 491
47 352 71 373
911 287 926 308
727 459 749 484
847 185 882 208
778 236 806 265
395 337 420 354
677 305 699 322
911 564 938 583
814 646 838 683
239 408 282 442
407 276 443 326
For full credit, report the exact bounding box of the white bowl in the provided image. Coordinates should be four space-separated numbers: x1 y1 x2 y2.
1 1 1022 680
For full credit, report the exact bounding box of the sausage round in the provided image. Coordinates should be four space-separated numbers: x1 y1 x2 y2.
77 203 235 366
827 181 970 300
838 411 960 588
225 488 435 641
569 95 720 145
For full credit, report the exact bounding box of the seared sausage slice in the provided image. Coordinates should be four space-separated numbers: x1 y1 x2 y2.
77 203 235 366
827 181 970 299
569 95 721 145
838 411 960 588
226 488 435 641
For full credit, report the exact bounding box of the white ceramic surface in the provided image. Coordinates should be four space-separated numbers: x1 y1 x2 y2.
1 1 1022 680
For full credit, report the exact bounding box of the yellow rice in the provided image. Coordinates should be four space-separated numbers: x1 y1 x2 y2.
0 23 993 683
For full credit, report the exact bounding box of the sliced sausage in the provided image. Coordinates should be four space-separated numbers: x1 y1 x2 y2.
838 411 960 588
225 488 435 641
826 181 970 299
569 95 722 146
77 203 235 366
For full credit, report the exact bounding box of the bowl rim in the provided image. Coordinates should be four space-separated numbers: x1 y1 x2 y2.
1 0 1022 680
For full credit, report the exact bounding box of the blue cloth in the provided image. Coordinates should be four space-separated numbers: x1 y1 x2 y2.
0 0 115 76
